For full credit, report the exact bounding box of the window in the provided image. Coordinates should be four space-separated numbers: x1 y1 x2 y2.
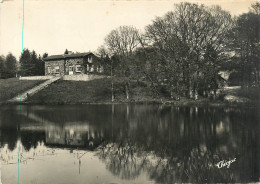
87 64 94 72
75 65 83 73
90 65 94 72
69 66 73 72
54 66 60 74
97 65 104 73
47 67 52 74
100 66 104 73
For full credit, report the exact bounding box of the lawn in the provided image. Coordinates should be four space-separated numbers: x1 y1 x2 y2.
0 78 45 102
10 77 260 105
26 78 159 104
223 86 260 102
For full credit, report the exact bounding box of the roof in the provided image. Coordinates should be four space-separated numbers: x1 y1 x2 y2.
44 52 93 61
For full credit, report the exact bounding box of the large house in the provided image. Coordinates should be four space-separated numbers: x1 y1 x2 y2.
44 52 104 76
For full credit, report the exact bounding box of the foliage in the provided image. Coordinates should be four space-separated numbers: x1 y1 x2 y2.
229 5 260 87
97 2 259 101
0 55 6 78
104 26 143 100
19 48 45 76
0 53 17 79
64 49 69 54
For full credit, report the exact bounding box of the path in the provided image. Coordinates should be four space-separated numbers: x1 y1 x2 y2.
9 76 61 102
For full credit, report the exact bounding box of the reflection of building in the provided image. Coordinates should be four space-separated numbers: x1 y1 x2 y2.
45 124 104 150
17 109 104 150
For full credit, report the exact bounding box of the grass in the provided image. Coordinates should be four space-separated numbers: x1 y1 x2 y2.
26 78 159 104
0 78 45 103
235 87 260 101
24 78 226 105
4 77 259 105
223 86 260 102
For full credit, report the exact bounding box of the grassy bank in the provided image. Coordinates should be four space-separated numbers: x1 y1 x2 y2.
25 78 227 105
26 78 160 104
0 78 45 103
2 77 259 106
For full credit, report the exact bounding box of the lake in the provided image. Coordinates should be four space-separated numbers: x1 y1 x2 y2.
0 104 259 183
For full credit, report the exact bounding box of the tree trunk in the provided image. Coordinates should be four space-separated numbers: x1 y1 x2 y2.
125 82 129 100
111 64 114 103
111 79 114 102
194 90 198 100
213 89 217 100
170 85 174 99
176 82 180 100
189 88 193 99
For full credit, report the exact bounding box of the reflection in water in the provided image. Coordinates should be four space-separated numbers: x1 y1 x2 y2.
0 104 259 183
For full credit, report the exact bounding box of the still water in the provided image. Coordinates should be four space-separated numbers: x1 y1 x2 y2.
0 104 259 183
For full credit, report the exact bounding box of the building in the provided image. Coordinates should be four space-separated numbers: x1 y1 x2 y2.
44 52 104 76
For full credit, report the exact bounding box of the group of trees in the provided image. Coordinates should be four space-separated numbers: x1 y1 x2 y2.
229 3 260 86
0 53 17 79
0 49 48 79
19 49 47 76
98 2 260 100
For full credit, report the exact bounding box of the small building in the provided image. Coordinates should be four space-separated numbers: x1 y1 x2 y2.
44 52 104 76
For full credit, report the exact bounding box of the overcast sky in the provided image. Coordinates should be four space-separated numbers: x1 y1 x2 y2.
0 0 257 59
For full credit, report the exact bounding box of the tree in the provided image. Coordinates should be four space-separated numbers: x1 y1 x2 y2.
42 52 48 59
19 49 45 76
36 54 45 76
0 55 6 78
5 53 17 78
97 45 114 101
104 26 142 100
19 48 32 76
230 7 260 87
64 49 69 54
250 2 260 15
145 3 233 99
31 50 38 75
105 26 140 57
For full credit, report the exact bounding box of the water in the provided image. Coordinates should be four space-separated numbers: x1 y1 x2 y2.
0 104 259 183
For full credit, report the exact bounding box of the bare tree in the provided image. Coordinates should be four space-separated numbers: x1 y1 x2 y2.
104 26 142 100
105 26 141 57
145 3 233 99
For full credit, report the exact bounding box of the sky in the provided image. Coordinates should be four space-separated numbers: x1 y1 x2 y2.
0 0 258 59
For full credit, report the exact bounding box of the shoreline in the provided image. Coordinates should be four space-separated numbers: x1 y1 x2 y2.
1 99 258 108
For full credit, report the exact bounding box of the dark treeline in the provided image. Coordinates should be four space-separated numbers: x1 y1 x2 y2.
98 2 260 100
0 53 17 79
0 49 48 79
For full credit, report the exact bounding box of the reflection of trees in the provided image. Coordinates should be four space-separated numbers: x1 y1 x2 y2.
20 131 45 151
98 141 147 180
1 129 18 151
98 141 238 183
0 105 258 183
97 105 258 183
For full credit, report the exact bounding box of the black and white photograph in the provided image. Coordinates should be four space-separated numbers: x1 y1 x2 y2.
0 0 259 183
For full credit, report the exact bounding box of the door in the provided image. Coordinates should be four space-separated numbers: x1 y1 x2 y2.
69 66 74 75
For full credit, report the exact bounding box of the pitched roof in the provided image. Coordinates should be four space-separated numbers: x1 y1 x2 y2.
44 52 93 61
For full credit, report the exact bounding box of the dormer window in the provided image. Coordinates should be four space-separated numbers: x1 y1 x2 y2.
88 55 93 63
